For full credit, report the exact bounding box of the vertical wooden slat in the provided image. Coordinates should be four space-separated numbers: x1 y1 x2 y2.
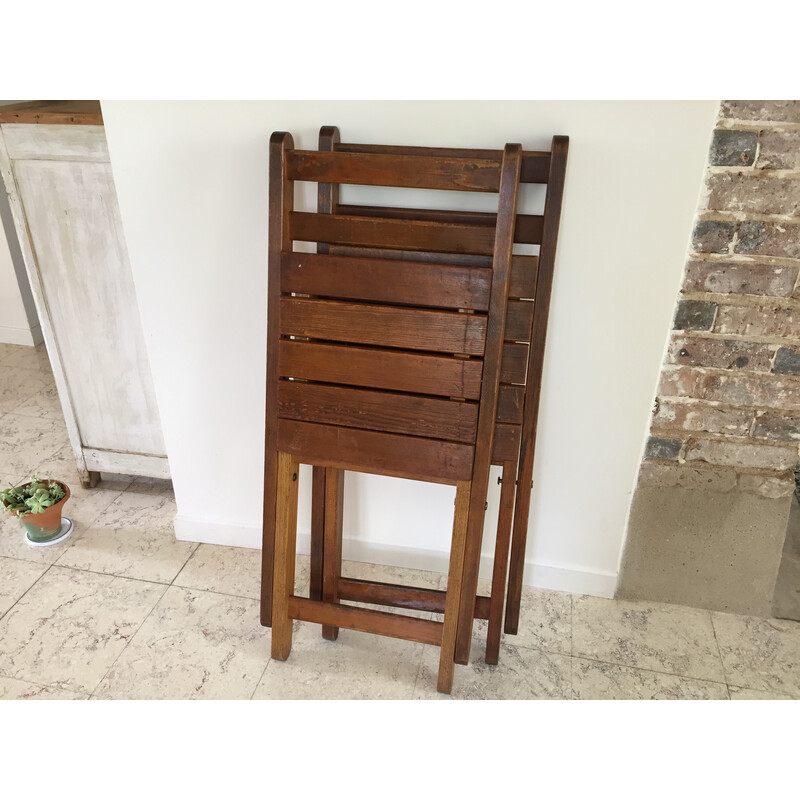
271 452 300 660
485 461 516 664
261 131 294 627
505 135 569 634
437 480 471 694
453 143 523 665
322 468 344 640
310 125 340 609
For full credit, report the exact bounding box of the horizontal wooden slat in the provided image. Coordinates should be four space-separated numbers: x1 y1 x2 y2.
509 255 539 299
335 142 552 184
330 244 493 268
278 381 478 443
280 297 487 355
288 595 444 646
277 419 474 484
337 204 544 246
491 423 522 463
337 578 491 619
505 299 534 343
290 212 495 255
287 150 501 192
500 342 528 385
279 340 483 399
496 384 525 425
281 252 491 311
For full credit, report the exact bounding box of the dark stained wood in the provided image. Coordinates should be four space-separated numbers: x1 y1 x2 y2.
505 136 569 635
286 150 502 192
330 244 493 269
500 342 529 385
322 468 344 640
261 131 294 628
497 384 525 425
491 423 521 464
280 296 487 355
335 141 552 184
453 144 523 665
505 300 534 343
509 255 539 299
281 252 492 311
271 452 299 660
288 596 444 647
290 212 496 256
338 578 491 618
279 340 483 400
336 204 544 246
309 466 326 602
0 100 103 125
278 381 479 443
277 419 474 485
485 461 516 664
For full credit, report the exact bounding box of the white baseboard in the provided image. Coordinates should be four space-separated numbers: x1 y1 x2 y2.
0 323 42 346
173 514 617 598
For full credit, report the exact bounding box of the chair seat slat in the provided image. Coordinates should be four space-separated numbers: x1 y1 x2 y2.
280 296 487 355
277 418 474 484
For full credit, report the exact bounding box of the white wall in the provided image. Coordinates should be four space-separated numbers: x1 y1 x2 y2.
102 101 716 596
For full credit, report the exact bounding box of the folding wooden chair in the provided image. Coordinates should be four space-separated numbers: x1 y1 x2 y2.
260 130 524 692
266 127 569 668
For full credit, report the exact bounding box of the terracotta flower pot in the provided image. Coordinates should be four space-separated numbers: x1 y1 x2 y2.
3 481 71 544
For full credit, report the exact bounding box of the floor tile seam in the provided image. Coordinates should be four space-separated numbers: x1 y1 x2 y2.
0 562 54 628
47 561 177 588
1 372 54 406
166 542 201 591
88 581 172 699
569 653 730 687
725 682 800 699
708 612 730 686
0 666 83 697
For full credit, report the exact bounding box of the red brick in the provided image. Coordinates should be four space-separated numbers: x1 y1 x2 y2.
682 261 797 297
713 304 800 339
706 173 800 216
736 222 800 261
700 372 800 409
756 130 800 170
668 335 775 372
651 400 753 437
752 411 800 442
720 100 800 123
684 437 797 470
658 367 703 398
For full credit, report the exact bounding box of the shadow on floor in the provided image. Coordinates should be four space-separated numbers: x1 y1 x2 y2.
772 494 800 622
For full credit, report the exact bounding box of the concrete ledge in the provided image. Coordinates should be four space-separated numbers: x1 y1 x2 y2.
618 462 792 616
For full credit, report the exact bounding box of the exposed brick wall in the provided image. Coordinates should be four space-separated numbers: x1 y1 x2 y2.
644 100 800 497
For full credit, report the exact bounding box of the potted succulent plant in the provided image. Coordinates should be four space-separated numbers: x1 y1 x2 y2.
1 474 72 546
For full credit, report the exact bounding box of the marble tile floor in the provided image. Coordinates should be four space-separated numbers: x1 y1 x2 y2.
1 342 799 700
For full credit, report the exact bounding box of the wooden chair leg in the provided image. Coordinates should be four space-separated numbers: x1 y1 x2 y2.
485 462 516 664
322 468 344 640
309 466 326 601
271 451 300 661
437 480 471 694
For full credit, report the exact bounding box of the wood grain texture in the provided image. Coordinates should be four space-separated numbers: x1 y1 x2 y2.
281 252 492 311
505 300 534 343
496 384 525 425
454 144 523 665
500 342 528 385
509 255 539 299
0 101 103 125
491 423 521 464
290 211 496 255
279 340 483 399
261 131 294 627
278 381 478 443
505 136 569 635
322 468 344 640
288 596 443 646
309 466 326 602
287 149 502 192
271 452 299 660
438 480 472 693
280 296 487 355
277 419 474 484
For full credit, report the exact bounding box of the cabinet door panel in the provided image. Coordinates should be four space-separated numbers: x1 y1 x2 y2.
13 158 166 455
